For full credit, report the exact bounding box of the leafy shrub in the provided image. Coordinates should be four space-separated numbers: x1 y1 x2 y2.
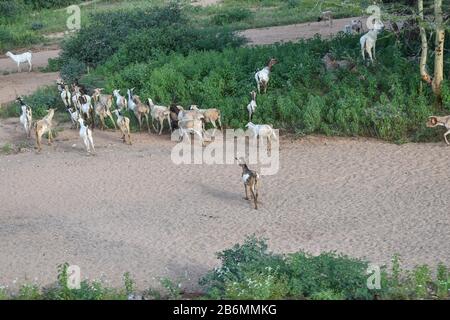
31 22 44 31
60 3 186 68
101 33 444 142
200 236 377 300
23 0 88 9
0 1 24 19
212 7 253 26
60 58 87 83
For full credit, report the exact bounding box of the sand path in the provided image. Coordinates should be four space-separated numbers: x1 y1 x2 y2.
0 50 60 105
0 119 449 291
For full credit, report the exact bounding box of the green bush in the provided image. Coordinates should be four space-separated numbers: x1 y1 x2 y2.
200 236 377 300
60 58 87 83
212 7 253 26
60 3 186 68
23 0 88 9
0 1 24 19
100 33 445 142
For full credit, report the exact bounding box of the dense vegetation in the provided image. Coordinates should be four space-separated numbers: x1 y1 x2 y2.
1 237 448 300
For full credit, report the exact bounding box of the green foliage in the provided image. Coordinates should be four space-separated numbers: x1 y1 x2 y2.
60 58 87 83
23 0 89 9
60 3 187 68
212 7 253 26
101 33 444 142
200 236 376 300
0 0 25 19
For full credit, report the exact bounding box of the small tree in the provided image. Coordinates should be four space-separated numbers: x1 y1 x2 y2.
418 0 446 99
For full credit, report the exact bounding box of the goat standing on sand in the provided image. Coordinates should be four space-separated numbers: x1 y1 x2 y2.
147 98 172 135
78 117 95 154
113 89 128 110
131 95 151 133
236 157 260 210
255 58 278 94
17 97 32 138
318 11 333 27
6 51 32 73
247 91 257 121
68 107 80 129
427 116 450 145
246 122 277 153
35 109 55 152
360 20 384 63
189 105 222 134
112 109 132 145
92 88 117 130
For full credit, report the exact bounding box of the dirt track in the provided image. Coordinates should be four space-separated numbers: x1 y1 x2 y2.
0 119 449 290
0 50 60 105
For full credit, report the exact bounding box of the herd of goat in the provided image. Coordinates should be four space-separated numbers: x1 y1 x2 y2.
8 14 450 209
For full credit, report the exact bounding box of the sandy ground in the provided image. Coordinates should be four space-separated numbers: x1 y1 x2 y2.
0 11 448 292
240 16 365 45
0 50 60 105
0 118 449 291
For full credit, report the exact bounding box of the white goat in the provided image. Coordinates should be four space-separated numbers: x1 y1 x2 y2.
113 89 128 110
255 58 278 94
17 97 32 138
6 51 32 73
68 107 80 129
127 88 137 112
177 108 205 144
246 91 257 121
78 117 95 154
360 20 384 63
246 122 277 153
147 98 172 135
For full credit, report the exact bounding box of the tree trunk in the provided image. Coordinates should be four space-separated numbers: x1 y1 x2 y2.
432 0 445 97
418 0 432 84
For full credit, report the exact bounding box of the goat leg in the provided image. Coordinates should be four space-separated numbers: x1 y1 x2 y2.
444 130 450 145
244 184 249 200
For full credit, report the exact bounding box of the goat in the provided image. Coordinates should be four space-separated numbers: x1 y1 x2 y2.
360 20 384 63
189 105 222 133
112 109 132 145
131 95 150 133
322 53 356 72
113 89 128 110
147 98 172 135
177 108 205 144
68 107 80 129
246 91 257 121
17 97 32 138
178 118 205 145
235 157 260 210
317 11 333 27
351 19 363 34
6 51 32 73
35 109 55 152
427 116 450 145
78 117 95 154
92 88 117 130
60 84 72 109
169 105 183 130
246 122 277 153
78 94 95 129
127 88 137 112
255 58 278 94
